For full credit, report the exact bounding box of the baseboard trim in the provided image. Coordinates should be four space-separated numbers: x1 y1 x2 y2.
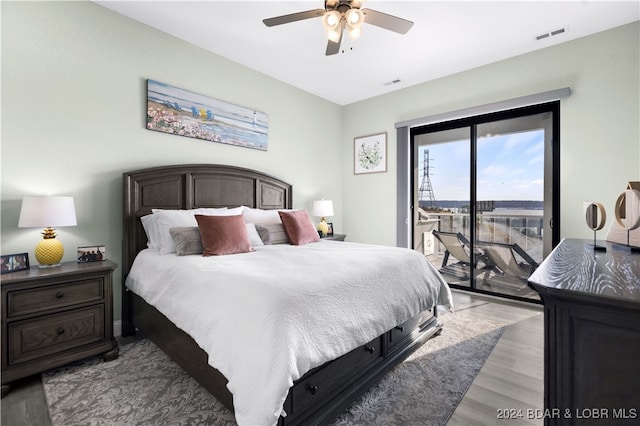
114 320 122 338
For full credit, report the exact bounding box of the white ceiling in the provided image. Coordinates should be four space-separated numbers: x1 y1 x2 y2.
96 1 639 105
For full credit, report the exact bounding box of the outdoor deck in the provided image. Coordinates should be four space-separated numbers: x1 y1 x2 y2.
418 211 543 301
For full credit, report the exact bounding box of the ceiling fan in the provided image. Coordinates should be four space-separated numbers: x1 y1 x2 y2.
263 0 414 56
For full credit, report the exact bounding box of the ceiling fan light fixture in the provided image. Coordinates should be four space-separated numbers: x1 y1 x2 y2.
345 8 364 27
351 0 366 9
349 25 362 40
322 10 342 31
328 27 342 43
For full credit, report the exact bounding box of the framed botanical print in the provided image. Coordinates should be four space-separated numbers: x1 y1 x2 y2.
354 132 387 174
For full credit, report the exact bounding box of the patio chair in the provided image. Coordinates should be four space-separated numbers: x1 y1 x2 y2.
432 231 493 282
477 241 539 280
432 230 473 267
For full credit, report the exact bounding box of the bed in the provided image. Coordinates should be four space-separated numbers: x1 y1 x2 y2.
122 164 452 426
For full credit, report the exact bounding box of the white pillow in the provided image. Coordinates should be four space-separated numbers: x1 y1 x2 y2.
245 223 264 247
140 214 160 250
241 206 285 225
152 207 243 254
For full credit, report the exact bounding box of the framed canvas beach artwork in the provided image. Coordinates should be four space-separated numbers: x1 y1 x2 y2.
354 132 387 174
146 79 268 151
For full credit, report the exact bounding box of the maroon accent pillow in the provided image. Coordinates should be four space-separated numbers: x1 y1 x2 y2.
194 214 253 256
278 210 320 245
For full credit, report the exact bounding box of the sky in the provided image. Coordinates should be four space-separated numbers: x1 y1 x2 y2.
418 129 544 201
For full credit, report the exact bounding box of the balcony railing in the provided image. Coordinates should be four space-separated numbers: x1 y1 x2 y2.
419 211 544 263
416 211 544 301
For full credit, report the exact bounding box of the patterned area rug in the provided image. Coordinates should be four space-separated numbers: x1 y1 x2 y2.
42 315 504 426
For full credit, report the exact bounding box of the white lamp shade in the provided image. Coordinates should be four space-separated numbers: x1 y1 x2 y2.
18 196 77 228
313 199 334 217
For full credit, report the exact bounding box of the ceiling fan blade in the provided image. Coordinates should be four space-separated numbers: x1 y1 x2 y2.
263 9 325 27
361 8 414 34
325 23 344 56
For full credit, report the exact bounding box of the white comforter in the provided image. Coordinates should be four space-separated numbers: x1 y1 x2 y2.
125 241 452 426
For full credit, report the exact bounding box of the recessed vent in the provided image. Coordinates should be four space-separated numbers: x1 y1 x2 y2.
383 78 402 86
535 27 567 41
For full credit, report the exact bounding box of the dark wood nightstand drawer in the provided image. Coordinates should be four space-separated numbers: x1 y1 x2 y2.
7 278 104 318
7 305 105 365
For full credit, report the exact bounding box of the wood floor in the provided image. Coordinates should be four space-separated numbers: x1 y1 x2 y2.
1 290 543 426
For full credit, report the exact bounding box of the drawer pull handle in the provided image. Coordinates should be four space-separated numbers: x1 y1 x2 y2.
57 328 65 336
395 326 404 332
307 385 318 395
55 291 64 299
365 346 375 354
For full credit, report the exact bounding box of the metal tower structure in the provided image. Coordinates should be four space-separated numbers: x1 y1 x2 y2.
418 149 436 209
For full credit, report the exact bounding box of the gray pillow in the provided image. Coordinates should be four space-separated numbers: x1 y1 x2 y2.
255 223 291 245
169 227 203 255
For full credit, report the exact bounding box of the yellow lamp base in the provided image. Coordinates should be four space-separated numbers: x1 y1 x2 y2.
35 238 64 267
317 219 329 237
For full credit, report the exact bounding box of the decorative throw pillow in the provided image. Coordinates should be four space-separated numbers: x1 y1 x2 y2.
278 210 320 245
169 227 203 256
195 214 253 256
241 206 283 224
245 223 264 247
152 208 227 254
152 207 243 254
255 223 291 245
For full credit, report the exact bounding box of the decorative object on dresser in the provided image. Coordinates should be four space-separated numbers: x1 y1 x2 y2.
326 222 334 236
17 196 77 268
1 260 119 398
1 253 30 274
585 202 607 251
528 239 640 426
77 245 106 263
606 181 640 249
313 199 334 236
146 79 268 151
354 132 387 174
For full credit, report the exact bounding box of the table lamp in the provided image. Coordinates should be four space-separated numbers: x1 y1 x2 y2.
313 199 334 237
18 196 77 268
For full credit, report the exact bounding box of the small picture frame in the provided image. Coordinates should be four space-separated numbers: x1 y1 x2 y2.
354 132 387 174
77 246 106 263
327 222 334 236
1 252 30 274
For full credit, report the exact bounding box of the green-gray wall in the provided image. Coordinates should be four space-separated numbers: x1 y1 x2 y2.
2 2 639 325
342 21 639 245
1 1 343 324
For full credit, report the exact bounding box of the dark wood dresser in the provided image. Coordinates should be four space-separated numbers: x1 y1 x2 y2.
528 239 640 425
1 260 118 397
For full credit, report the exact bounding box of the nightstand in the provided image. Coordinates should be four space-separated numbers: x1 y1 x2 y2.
1 260 118 397
321 234 347 241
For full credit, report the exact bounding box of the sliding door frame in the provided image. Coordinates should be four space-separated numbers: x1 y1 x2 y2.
406 101 561 302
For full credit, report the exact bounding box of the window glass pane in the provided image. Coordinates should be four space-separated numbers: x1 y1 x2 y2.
411 106 556 303
414 128 472 289
475 114 548 300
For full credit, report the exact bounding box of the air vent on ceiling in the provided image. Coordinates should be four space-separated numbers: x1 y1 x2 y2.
535 27 567 41
383 78 402 86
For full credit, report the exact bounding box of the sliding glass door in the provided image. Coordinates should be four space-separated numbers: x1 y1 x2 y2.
411 103 559 302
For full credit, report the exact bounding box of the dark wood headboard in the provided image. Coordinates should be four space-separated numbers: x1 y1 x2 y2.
121 164 292 333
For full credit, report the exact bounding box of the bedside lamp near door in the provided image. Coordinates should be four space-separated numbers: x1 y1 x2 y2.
18 196 77 268
313 199 334 237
